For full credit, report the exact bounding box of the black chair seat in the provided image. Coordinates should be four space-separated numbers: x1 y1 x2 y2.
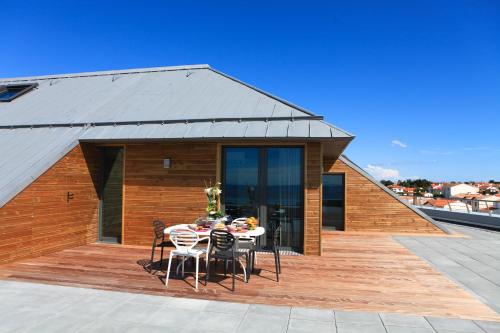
155 241 170 248
206 229 252 291
212 250 247 260
150 220 168 272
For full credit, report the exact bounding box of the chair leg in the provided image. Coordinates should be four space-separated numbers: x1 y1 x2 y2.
159 246 164 271
224 259 227 277
232 258 236 291
205 255 210 285
278 249 282 274
274 250 279 282
181 257 185 277
150 243 156 272
238 258 247 283
165 252 174 287
250 250 255 272
195 255 199 290
244 253 250 282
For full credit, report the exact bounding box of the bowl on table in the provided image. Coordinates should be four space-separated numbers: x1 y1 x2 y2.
214 223 226 230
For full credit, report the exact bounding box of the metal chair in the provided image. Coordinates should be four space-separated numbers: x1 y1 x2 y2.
206 229 248 291
150 220 168 271
269 221 282 282
165 229 209 290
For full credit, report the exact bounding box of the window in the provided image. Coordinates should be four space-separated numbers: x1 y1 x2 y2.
0 84 38 102
322 174 345 230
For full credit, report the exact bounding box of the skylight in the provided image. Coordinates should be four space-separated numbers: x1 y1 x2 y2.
0 83 38 102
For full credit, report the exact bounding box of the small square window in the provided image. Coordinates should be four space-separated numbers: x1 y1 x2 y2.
0 83 38 102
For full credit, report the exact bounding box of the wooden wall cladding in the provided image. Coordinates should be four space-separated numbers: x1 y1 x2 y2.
324 158 443 233
0 144 100 264
304 143 322 255
123 143 217 245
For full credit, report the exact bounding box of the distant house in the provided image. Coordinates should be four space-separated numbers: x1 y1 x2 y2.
442 183 479 198
403 187 415 196
428 183 443 196
453 193 483 200
474 196 500 213
479 184 499 195
423 199 472 212
388 185 404 194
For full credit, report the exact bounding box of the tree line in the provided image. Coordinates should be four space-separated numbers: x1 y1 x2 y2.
380 179 432 188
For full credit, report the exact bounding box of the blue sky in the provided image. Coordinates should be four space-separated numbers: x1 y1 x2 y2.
2 1 499 181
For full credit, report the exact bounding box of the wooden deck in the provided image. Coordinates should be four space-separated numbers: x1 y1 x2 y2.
0 231 498 321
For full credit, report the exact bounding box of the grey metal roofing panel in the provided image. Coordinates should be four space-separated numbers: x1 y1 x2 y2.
183 122 213 138
288 120 310 137
309 121 333 138
242 121 269 138
266 120 289 137
0 127 83 207
0 65 318 126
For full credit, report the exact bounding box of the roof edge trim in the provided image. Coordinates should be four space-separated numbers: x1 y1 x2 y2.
1 115 352 131
338 155 450 234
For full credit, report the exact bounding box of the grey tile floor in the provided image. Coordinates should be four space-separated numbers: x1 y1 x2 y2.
396 222 500 314
0 280 499 332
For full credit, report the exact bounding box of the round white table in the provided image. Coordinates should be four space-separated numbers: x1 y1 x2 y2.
164 224 266 239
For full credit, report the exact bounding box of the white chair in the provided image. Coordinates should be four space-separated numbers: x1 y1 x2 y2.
165 229 209 290
231 217 258 269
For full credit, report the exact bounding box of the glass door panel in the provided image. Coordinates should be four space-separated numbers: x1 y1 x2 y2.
222 147 260 218
322 174 345 230
266 147 304 252
99 147 124 243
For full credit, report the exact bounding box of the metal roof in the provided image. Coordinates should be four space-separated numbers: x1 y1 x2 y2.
0 64 354 207
0 65 328 126
0 127 83 207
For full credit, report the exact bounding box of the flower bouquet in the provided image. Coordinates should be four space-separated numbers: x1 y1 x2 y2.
204 181 226 228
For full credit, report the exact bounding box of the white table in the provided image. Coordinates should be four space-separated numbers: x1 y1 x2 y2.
164 224 266 239
164 224 265 279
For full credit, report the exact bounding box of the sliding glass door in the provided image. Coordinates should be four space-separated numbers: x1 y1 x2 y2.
222 147 304 252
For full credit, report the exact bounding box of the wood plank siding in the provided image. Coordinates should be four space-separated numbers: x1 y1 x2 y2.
0 144 100 264
0 141 443 265
304 142 322 255
123 143 218 245
324 158 443 233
